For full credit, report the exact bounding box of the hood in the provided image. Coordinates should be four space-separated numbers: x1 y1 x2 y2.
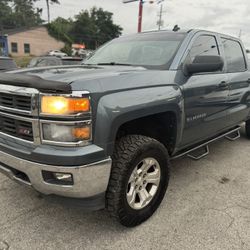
4 65 177 94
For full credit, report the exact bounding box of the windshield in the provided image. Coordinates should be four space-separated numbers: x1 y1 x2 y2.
85 32 186 69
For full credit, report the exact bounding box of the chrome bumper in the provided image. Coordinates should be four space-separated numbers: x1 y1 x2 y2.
0 150 112 198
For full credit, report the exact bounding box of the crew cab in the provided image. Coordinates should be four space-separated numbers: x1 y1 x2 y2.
0 29 250 227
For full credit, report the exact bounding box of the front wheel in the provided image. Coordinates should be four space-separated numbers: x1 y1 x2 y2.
106 135 170 227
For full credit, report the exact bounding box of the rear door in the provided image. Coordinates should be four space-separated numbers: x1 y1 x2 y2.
221 37 250 126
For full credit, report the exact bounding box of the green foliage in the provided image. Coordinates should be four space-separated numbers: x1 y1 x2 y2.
1 2 123 51
90 7 123 45
0 0 43 30
47 17 73 43
61 44 72 56
0 0 13 29
48 7 123 50
14 56 33 67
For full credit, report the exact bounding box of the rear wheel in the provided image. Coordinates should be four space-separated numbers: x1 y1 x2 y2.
106 135 170 227
246 120 250 138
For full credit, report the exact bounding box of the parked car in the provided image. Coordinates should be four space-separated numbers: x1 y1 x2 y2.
0 57 18 71
28 56 62 68
48 50 67 58
1 29 250 227
61 57 82 65
79 49 94 59
72 48 94 59
28 56 82 68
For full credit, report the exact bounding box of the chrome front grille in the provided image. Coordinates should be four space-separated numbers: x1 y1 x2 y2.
0 92 31 111
0 85 39 116
0 114 33 141
0 85 39 144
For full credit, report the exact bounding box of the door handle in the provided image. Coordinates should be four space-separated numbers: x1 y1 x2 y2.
247 78 250 84
218 81 229 89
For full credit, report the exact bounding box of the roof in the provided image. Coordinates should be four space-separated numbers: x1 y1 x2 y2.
139 29 241 41
141 29 190 34
2 25 46 36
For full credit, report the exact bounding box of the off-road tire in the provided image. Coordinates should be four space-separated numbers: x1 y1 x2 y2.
106 135 170 227
246 120 250 138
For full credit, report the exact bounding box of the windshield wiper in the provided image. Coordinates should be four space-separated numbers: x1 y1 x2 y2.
97 62 133 66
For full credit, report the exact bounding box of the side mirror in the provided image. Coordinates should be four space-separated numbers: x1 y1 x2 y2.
185 55 224 75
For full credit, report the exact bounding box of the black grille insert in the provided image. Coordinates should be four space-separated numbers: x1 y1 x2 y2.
0 93 31 111
0 115 33 141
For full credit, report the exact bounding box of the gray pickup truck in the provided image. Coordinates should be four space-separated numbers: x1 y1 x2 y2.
0 29 250 227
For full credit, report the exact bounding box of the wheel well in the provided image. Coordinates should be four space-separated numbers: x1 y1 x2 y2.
116 112 177 154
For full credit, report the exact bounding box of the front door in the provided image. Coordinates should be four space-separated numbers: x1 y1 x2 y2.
180 34 230 148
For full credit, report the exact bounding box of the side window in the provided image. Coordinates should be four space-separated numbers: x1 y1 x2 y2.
11 42 18 53
189 35 219 62
222 38 246 73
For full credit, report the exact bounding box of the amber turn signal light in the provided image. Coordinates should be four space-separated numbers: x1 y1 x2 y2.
72 127 91 140
41 96 90 115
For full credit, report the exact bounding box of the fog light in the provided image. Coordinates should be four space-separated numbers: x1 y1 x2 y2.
42 171 73 185
53 173 72 182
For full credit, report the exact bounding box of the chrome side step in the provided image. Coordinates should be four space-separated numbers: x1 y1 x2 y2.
187 145 209 160
225 129 240 141
171 126 241 161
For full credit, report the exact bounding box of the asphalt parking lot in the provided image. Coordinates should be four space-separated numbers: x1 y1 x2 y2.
0 127 249 250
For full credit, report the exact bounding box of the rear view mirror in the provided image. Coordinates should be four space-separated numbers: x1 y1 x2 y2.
185 55 224 75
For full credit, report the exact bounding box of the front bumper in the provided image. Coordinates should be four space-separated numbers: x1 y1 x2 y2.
0 150 112 198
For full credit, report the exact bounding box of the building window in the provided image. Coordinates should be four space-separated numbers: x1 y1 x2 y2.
24 43 30 54
11 42 18 53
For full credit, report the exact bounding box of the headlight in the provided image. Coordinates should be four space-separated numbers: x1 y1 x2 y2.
40 92 91 146
41 122 91 145
41 96 90 116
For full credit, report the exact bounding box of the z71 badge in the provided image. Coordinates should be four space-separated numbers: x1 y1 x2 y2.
18 127 32 136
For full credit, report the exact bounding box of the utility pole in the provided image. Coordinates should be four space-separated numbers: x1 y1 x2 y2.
123 0 144 33
239 29 242 39
157 4 163 30
124 0 160 33
138 0 144 33
157 1 166 30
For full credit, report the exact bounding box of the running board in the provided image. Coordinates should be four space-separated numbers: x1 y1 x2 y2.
187 145 209 160
225 129 240 141
171 126 241 161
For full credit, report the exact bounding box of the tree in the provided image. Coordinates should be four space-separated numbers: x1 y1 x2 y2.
48 7 122 50
45 0 59 23
91 7 123 46
69 7 123 49
0 0 13 30
12 0 43 27
0 0 43 30
47 17 73 44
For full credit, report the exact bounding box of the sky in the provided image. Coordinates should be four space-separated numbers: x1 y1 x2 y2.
36 0 250 48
